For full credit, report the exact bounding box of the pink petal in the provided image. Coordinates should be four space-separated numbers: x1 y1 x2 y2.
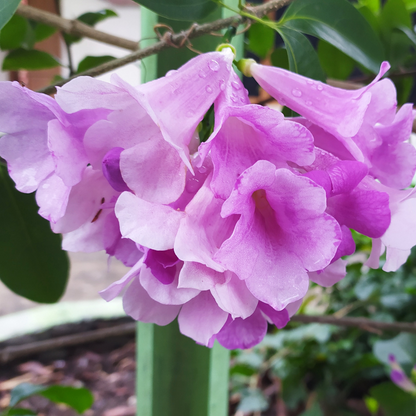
178 262 226 291
309 258 348 287
178 291 228 346
123 276 180 325
215 309 268 349
211 273 258 319
115 192 184 250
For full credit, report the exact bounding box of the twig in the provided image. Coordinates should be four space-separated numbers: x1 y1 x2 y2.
2 314 416 363
16 4 139 51
291 315 416 334
0 322 136 363
37 0 294 95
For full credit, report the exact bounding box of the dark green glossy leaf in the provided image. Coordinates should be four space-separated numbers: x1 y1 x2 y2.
8 408 37 415
132 0 218 21
395 75 414 105
9 383 46 407
0 14 28 50
77 55 116 73
370 382 414 416
396 25 416 46
0 0 21 31
379 0 411 36
247 20 275 59
270 48 289 70
33 22 56 43
280 0 384 73
299 402 324 416
357 0 381 13
40 386 94 413
403 0 416 12
276 26 326 81
356 5 381 34
0 166 69 303
317 40 355 80
2 48 60 70
64 9 117 45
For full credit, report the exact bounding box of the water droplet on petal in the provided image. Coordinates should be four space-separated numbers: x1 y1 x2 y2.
231 81 241 90
317 84 324 91
230 94 238 103
198 166 207 174
186 177 200 193
186 110 195 118
206 85 213 93
198 69 207 79
166 70 176 77
306 100 312 106
307 80 314 85
208 60 220 72
219 79 225 91
292 89 302 97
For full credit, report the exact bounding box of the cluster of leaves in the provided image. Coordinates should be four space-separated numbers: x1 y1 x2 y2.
230 243 416 415
0 2 117 75
1 383 93 416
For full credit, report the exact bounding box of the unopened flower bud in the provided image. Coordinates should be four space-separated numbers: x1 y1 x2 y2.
236 58 256 77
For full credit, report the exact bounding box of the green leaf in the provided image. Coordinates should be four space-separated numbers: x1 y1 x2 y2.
8 409 37 415
132 0 218 21
357 0 381 13
33 22 56 43
357 5 380 34
373 333 416 366
270 48 289 70
403 0 416 12
9 383 46 407
299 402 324 416
2 48 60 71
379 0 412 36
77 55 116 73
40 386 94 413
364 396 379 416
275 26 326 81
0 14 28 50
396 25 416 47
317 40 355 80
247 20 275 58
279 0 385 73
0 0 21 31
0 166 69 303
64 9 117 45
370 382 414 416
77 9 117 26
237 388 268 413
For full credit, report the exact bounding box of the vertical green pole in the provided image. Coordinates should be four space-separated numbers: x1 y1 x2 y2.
137 3 244 415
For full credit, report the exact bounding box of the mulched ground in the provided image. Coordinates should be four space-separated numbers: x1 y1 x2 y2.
0 318 136 416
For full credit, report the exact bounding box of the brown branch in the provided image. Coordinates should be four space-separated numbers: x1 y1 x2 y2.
16 4 139 51
2 313 416 362
291 315 416 334
37 0 294 95
0 322 137 363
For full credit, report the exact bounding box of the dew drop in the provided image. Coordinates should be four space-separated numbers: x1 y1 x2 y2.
206 85 213 94
231 81 241 90
198 166 207 174
230 94 238 103
208 60 220 72
307 79 314 85
317 84 324 91
292 89 302 97
306 100 312 106
219 79 225 91
198 69 207 79
166 70 176 77
186 177 200 193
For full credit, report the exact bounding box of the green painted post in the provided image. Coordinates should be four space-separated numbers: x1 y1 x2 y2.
137 3 243 415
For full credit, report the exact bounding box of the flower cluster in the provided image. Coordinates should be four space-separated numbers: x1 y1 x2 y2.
0 47 415 349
